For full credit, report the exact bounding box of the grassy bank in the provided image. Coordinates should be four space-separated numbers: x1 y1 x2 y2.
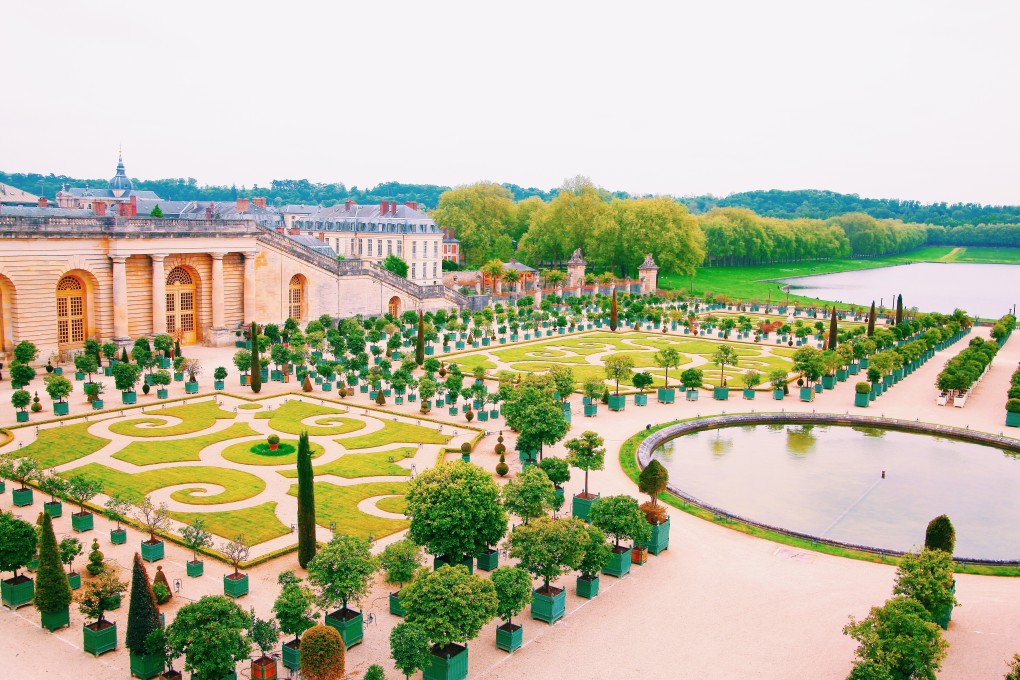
660 245 1018 307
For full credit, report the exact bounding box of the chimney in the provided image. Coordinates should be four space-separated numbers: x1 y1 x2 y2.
237 198 249 212
276 226 285 234
404 201 418 211
37 197 48 208
345 199 354 210
379 200 388 214
206 202 214 219
117 196 137 217
318 232 325 242
252 197 266 209
390 200 398 215
93 201 106 217
289 227 300 235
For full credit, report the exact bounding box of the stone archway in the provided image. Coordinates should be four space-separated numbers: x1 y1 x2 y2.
166 266 198 345
288 274 307 322
56 274 87 349
388 296 401 318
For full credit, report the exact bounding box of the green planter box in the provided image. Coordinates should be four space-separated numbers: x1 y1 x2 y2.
16 411 29 422
214 380 225 390
657 387 675 404
68 572 81 589
836 369 849 381
129 652 164 679
140 540 165 563
224 572 249 598
642 518 670 555
449 407 458 416
686 389 699 401
325 608 363 649
475 549 499 572
572 494 599 522
110 528 127 545
576 575 600 599
54 402 69 416
530 587 565 624
1006 411 1020 427
44 501 63 518
281 640 301 671
713 386 729 401
608 394 626 412
41 607 70 632
799 386 814 402
104 366 114 377
434 555 474 573
156 389 169 399
634 393 648 406
12 487 33 507
848 363 860 375
122 391 137 405
389 591 406 617
603 547 631 578
743 389 756 400
583 403 598 417
935 581 956 630
855 392 870 408
495 623 523 653
424 644 468 680
184 382 199 394
83 621 118 657
186 560 204 577
822 375 836 390
477 411 489 422
1 576 34 609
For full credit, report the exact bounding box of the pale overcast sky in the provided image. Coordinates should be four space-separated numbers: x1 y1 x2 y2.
2 0 1018 205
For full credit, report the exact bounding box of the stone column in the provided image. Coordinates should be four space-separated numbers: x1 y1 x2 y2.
151 254 167 335
211 253 225 329
243 251 257 324
111 255 130 343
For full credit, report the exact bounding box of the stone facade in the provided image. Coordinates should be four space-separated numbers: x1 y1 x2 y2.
0 214 462 362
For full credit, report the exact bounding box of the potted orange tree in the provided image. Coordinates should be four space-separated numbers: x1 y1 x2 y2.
250 613 281 680
576 524 611 599
379 539 423 617
603 355 634 412
638 459 671 555
507 516 587 626
135 498 169 563
104 495 132 545
180 517 212 578
222 534 251 598
489 566 532 653
566 431 605 522
308 534 377 649
66 474 103 533
273 571 317 673
0 512 37 609
590 495 651 578
78 570 127 656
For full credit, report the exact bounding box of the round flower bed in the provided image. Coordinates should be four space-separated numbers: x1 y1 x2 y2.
250 441 297 457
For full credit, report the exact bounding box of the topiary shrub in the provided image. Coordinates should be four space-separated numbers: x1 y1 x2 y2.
153 565 172 603
856 382 872 394
300 624 346 680
460 442 471 455
375 390 386 405
1007 398 1020 414
924 515 955 554
86 538 105 576
639 501 668 525
303 375 313 392
364 665 386 680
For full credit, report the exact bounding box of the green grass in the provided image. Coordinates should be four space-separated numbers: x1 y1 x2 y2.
952 247 1020 264
169 502 291 545
511 362 608 384
237 403 263 410
376 495 408 515
447 354 497 371
220 438 325 466
287 481 410 541
108 400 236 437
113 423 260 465
278 447 414 479
15 422 109 468
256 400 366 436
65 463 265 505
337 420 452 450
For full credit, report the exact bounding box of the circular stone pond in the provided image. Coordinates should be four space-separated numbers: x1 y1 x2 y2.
649 419 1020 560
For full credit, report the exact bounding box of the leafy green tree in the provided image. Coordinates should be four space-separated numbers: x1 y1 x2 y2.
638 459 669 507
307 534 377 615
680 368 704 390
365 664 386 680
126 553 161 656
577 524 612 579
402 565 498 648
77 570 126 626
44 374 73 404
381 254 409 278
654 347 681 388
180 517 212 564
167 596 252 679
508 516 588 590
66 474 103 515
59 537 82 576
0 511 36 578
603 355 634 395
250 613 281 663
34 512 71 618
892 549 958 622
490 566 533 626
843 596 948 680
296 431 317 569
711 345 739 387
590 495 652 548
379 539 423 594
538 457 570 489
300 625 346 680
501 466 556 524
565 431 605 497
273 571 317 646
112 361 141 393
405 463 507 563
415 310 425 366
390 621 432 680
502 385 568 459
149 204 164 218
924 515 955 554
432 183 517 266
1005 654 1020 680
632 371 654 393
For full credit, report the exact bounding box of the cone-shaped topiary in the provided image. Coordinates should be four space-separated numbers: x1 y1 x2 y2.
828 307 838 350
924 515 956 554
126 553 162 655
153 564 172 602
609 292 618 332
303 374 313 392
300 624 346 680
867 301 876 337
297 431 317 569
34 511 71 615
250 322 262 394
638 459 669 508
86 538 105 576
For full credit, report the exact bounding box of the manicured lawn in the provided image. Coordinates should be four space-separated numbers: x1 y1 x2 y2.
237 403 263 410
220 437 325 466
108 400 236 437
14 422 109 468
65 463 265 505
375 495 408 515
278 447 414 479
952 247 1020 264
447 354 497 371
337 421 452 450
511 362 607 384
169 502 291 545
287 481 410 541
256 400 366 436
113 423 260 466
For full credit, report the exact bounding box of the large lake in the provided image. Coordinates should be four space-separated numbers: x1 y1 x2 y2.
779 262 1020 318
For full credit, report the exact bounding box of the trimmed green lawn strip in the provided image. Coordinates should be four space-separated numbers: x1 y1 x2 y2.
169 502 290 545
287 481 410 541
256 400 366 436
113 423 259 466
337 421 451 450
237 403 263 410
278 447 414 479
376 495 408 515
15 422 109 468
64 463 265 505
108 400 235 437
220 438 325 466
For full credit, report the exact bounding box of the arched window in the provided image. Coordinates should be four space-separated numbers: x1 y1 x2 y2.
388 296 401 318
56 275 86 348
288 275 305 321
166 266 197 345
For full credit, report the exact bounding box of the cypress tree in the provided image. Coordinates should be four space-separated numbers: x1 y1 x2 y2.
609 291 618 332
34 511 71 617
828 307 838 350
896 294 904 325
297 431 317 568
866 301 876 337
415 310 425 366
250 321 262 394
126 553 161 656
